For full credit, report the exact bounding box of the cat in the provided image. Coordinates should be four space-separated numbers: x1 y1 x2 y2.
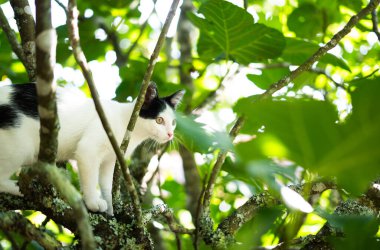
0 82 184 215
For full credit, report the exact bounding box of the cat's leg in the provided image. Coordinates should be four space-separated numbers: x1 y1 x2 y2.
75 141 108 213
99 157 116 216
0 162 22 196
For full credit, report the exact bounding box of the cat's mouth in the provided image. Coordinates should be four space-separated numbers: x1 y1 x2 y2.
155 136 173 144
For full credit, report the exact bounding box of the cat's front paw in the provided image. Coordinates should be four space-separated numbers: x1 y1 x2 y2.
84 197 108 213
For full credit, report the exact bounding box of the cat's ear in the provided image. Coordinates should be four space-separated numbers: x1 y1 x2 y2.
166 90 185 109
143 82 158 107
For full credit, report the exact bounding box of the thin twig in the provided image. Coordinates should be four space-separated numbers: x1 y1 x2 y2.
119 0 181 153
195 63 238 112
53 0 68 15
371 0 380 41
201 116 245 213
144 204 194 235
0 7 27 70
66 0 144 228
261 0 380 98
124 19 150 65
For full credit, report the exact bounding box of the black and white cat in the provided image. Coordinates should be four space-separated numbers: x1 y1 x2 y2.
0 83 184 215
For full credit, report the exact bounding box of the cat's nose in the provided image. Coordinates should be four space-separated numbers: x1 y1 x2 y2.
167 132 173 139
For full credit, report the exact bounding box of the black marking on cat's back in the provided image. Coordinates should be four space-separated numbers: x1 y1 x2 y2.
0 105 19 128
11 83 39 119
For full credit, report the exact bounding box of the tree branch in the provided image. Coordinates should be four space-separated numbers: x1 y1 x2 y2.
254 63 347 90
34 0 96 248
119 0 181 153
371 0 380 41
197 116 244 247
66 0 146 233
10 0 36 81
201 117 245 214
144 204 194 235
217 192 277 239
261 0 380 98
0 211 61 249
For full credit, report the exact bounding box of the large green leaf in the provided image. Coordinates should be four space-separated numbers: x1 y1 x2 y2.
235 98 341 167
316 208 380 250
287 3 323 39
282 38 351 71
319 78 380 193
176 113 233 153
234 87 380 194
189 0 285 64
247 68 290 90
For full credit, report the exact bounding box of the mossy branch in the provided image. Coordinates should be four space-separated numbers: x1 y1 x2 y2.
144 204 194 235
34 0 96 248
0 211 61 249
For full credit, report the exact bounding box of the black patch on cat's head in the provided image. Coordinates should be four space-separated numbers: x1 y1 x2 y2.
139 83 167 119
139 83 184 119
0 105 19 128
11 83 39 119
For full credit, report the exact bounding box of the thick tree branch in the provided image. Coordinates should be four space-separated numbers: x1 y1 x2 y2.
34 0 96 248
10 0 36 81
35 0 58 163
0 211 61 249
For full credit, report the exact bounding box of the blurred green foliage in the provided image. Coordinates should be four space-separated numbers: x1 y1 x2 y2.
0 0 379 249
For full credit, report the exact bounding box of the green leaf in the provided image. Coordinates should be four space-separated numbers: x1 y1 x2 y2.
176 113 233 153
247 68 290 90
189 0 285 64
234 98 341 168
282 38 351 71
287 3 323 39
233 207 285 249
316 209 380 250
161 179 186 209
319 79 380 193
234 88 380 194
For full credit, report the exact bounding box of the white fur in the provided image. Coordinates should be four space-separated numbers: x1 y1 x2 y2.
0 85 178 215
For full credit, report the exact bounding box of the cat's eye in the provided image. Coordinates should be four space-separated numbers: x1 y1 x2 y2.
156 117 164 124
172 119 176 126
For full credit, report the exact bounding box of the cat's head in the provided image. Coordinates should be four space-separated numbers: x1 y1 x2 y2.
138 83 185 143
